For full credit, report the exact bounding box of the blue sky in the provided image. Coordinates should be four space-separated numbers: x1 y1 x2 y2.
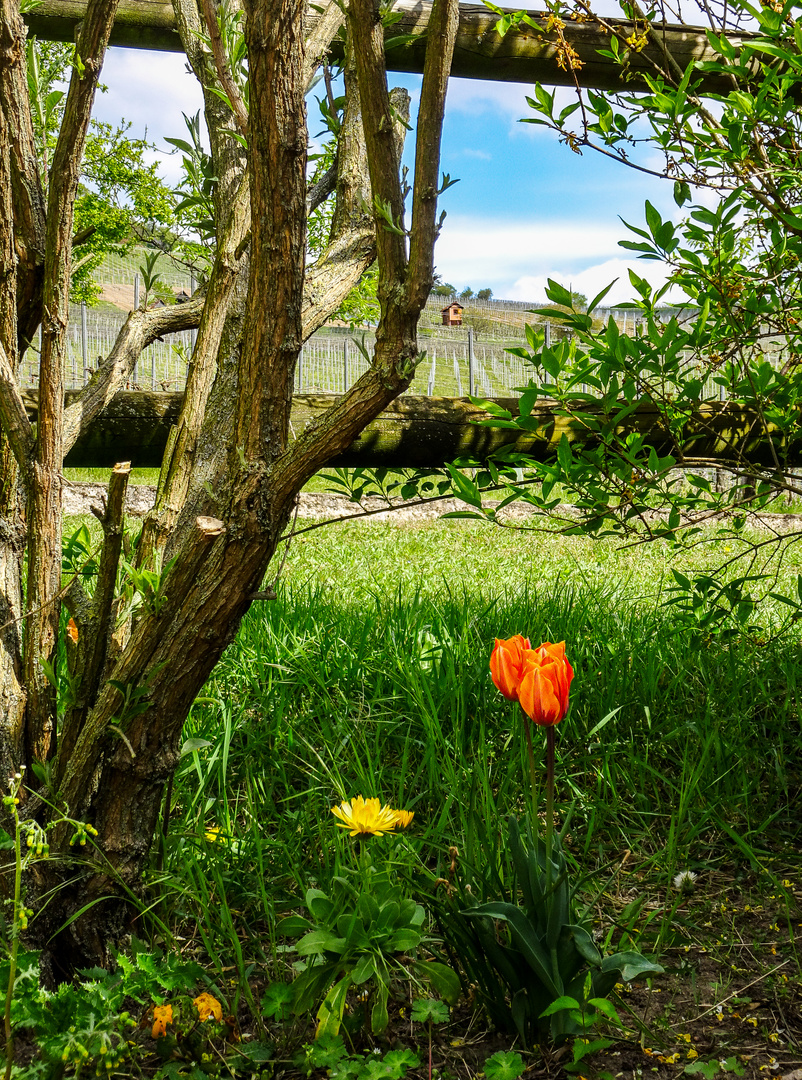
92 46 677 305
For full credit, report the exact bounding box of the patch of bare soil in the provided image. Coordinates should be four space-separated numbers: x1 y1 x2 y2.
63 483 802 536
99 282 137 311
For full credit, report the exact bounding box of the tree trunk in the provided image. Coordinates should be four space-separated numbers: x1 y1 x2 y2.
0 0 461 979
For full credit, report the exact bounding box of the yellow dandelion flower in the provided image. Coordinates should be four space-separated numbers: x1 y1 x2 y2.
393 809 415 830
332 796 400 838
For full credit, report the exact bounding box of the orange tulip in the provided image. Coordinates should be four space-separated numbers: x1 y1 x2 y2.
517 641 573 726
489 635 532 701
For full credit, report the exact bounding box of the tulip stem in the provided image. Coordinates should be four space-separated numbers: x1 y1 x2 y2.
523 713 538 821
545 724 555 891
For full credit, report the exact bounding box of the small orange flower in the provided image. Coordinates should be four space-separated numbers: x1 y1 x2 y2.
152 1004 173 1039
517 641 573 726
489 635 532 701
194 992 223 1022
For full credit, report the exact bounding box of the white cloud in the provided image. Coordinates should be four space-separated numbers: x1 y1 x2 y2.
431 215 689 305
434 215 627 280
94 48 206 186
510 259 687 306
462 148 492 161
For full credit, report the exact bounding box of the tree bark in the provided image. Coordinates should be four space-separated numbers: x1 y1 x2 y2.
24 0 120 764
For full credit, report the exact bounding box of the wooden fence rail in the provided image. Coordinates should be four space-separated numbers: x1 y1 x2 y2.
25 1 755 94
21 391 800 470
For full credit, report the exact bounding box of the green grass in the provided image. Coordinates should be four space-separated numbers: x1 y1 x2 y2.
159 519 800 944
64 466 161 486
28 512 802 1075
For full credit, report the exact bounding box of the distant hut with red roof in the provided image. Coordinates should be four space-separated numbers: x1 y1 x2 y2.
441 302 464 327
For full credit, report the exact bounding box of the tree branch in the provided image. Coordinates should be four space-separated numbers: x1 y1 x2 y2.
60 462 131 767
0 0 46 355
62 296 205 454
236 0 307 461
25 0 121 764
304 0 344 90
406 0 459 312
201 0 249 138
270 0 458 502
347 0 407 285
0 338 34 473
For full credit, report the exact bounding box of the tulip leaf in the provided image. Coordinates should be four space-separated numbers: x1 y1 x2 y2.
416 960 461 1004
602 951 664 981
462 902 561 998
567 924 602 967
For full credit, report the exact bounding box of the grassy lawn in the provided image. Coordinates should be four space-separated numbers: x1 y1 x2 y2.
27 512 802 1077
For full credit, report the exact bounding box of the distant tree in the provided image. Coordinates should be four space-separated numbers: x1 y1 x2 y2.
571 291 588 312
28 40 177 306
463 314 493 338
459 285 474 299
477 288 493 301
432 282 456 297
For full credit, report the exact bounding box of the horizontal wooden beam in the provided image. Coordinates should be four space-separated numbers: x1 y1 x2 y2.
24 2 751 92
21 390 800 469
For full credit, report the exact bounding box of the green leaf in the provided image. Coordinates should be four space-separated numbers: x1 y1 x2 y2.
416 960 461 1004
180 737 212 757
484 1050 526 1080
351 952 377 985
236 1040 275 1063
601 951 664 981
567 924 602 967
307 888 335 921
545 278 574 307
684 1061 721 1078
261 982 293 1021
588 996 624 1025
276 913 312 937
316 975 352 1038
557 434 573 475
297 929 347 956
411 997 450 1024
586 706 623 739
387 928 422 952
539 995 581 1017
371 983 390 1034
446 463 483 509
463 902 560 997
